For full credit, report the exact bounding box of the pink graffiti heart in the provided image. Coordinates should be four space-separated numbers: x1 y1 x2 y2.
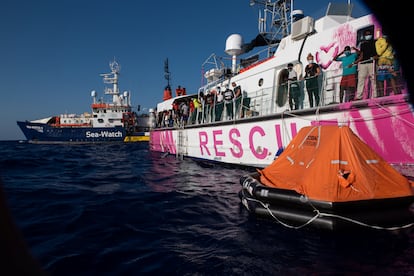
316 43 339 69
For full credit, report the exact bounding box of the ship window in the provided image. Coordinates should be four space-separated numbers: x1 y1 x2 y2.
98 119 104 123
258 78 263 87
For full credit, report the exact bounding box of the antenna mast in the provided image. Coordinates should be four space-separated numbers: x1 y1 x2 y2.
164 58 171 87
250 0 291 51
100 59 121 104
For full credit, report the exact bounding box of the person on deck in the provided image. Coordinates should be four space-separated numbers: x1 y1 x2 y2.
334 45 360 102
204 90 214 123
304 53 321 107
287 63 300 110
375 35 399 96
232 82 242 118
176 85 184 97
215 87 224 121
163 85 172 101
180 100 189 126
355 30 377 99
223 85 235 120
191 97 201 124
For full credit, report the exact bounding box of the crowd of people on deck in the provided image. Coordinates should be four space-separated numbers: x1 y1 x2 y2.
335 30 404 102
155 30 406 128
284 29 405 108
155 81 251 128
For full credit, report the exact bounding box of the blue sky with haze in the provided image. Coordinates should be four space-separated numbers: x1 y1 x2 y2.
0 0 369 140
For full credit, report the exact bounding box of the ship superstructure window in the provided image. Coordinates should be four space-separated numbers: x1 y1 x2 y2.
258 78 264 87
98 119 104 123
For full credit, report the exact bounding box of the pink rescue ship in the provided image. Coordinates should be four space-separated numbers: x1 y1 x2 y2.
149 1 414 178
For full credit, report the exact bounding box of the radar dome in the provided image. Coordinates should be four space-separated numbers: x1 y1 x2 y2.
225 34 243 56
91 90 97 97
292 10 304 21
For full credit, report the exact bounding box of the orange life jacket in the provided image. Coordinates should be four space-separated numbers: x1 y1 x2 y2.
163 89 172 101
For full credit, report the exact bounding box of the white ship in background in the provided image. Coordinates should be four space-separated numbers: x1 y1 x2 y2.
18 60 150 143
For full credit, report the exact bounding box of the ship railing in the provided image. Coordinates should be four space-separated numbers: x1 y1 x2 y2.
319 66 406 104
154 66 407 129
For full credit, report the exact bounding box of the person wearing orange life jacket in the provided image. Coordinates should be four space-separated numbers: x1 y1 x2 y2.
176 85 184 97
163 85 172 101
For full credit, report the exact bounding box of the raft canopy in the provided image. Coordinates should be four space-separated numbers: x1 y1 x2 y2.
259 125 414 202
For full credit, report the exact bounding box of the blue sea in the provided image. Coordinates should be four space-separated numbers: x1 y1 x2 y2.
1 141 414 275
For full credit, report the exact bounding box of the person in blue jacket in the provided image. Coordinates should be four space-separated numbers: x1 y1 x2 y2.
334 45 360 102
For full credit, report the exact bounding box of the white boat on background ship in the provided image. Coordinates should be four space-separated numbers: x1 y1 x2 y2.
149 1 414 177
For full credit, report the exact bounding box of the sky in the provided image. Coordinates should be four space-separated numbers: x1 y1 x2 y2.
0 0 370 140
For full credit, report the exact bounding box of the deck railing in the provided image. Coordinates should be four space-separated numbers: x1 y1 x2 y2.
155 66 407 128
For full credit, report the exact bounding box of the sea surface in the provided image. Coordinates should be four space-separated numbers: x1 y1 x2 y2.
1 141 414 275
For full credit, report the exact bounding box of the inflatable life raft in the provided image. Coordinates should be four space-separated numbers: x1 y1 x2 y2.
239 172 414 231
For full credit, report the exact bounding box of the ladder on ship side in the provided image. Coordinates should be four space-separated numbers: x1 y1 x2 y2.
176 128 185 160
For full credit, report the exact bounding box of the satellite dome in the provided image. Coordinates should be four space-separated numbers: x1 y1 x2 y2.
225 34 243 56
292 10 304 21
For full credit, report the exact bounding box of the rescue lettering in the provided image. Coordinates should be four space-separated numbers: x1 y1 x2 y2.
199 126 271 160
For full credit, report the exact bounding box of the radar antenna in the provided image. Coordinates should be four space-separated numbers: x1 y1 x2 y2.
100 58 121 97
110 59 121 74
249 0 291 50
